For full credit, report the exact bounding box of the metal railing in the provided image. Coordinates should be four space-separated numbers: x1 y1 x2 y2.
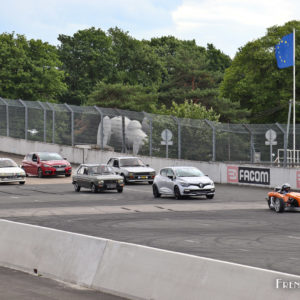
1 97 300 167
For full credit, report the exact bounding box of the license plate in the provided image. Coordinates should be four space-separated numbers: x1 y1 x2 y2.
107 184 116 189
56 168 65 171
140 176 147 179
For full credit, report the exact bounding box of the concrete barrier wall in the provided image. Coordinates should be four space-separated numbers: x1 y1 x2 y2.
0 219 107 287
1 219 300 300
1 135 299 189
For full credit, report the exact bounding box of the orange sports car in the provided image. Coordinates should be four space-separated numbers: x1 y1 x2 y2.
267 183 300 213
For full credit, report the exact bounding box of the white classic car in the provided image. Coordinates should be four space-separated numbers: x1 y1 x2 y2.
107 157 156 184
0 158 26 184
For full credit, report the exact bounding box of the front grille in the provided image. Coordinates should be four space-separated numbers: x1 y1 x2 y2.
134 172 151 176
104 180 118 184
0 175 22 179
190 183 211 188
53 165 66 168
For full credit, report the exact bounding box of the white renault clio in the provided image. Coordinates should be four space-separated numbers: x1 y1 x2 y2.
153 166 215 199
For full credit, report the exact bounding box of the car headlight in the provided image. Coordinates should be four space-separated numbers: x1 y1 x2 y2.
43 164 51 168
128 172 134 176
98 180 104 184
118 179 124 183
178 180 189 187
150 172 156 176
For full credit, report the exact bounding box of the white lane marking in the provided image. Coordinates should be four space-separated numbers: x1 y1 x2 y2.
238 249 250 252
10 196 19 199
288 236 300 240
185 240 198 243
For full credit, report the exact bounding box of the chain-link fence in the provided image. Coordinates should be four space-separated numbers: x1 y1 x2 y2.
1 97 300 167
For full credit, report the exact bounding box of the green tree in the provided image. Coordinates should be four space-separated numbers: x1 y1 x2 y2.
0 32 66 101
108 27 165 87
87 81 158 112
58 27 115 105
152 99 220 121
220 20 300 123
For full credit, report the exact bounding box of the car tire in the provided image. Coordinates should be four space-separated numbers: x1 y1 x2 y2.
19 181 25 185
174 186 183 200
152 184 161 198
65 174 71 177
117 187 123 193
91 183 98 193
38 168 43 178
121 174 127 185
73 182 81 192
274 197 285 213
148 181 153 185
206 194 214 199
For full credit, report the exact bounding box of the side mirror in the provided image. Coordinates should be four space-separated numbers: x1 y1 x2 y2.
168 175 175 180
146 164 149 167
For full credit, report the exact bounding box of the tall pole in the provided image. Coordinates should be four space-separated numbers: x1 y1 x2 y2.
293 28 296 163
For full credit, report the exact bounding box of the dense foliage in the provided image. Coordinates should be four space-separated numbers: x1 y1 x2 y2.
220 20 300 123
1 20 299 124
0 33 67 101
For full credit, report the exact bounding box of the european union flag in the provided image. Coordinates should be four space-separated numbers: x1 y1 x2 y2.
275 33 294 69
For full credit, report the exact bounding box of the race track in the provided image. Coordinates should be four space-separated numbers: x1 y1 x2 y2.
1 176 300 276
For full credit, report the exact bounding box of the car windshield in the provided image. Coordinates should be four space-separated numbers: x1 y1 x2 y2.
0 159 18 168
39 153 63 161
89 165 114 175
175 168 204 177
119 158 144 167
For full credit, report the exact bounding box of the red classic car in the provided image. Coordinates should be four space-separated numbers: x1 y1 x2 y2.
21 152 72 178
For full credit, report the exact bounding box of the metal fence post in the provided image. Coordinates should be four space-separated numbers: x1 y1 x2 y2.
143 112 153 156
38 101 47 142
64 103 74 146
121 115 126 153
47 102 55 143
243 124 254 163
205 120 216 161
94 106 104 150
172 117 181 159
276 123 287 167
19 99 28 140
0 98 9 137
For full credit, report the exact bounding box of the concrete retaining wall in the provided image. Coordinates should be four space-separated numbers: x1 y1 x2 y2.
1 135 300 189
0 219 300 300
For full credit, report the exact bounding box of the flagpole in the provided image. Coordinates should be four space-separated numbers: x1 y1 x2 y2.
293 28 296 164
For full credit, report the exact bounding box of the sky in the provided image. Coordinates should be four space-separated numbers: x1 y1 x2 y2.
0 0 299 58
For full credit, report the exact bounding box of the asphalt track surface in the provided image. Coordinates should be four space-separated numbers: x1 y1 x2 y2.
1 152 300 299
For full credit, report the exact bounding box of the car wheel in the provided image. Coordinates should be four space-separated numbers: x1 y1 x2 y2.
148 181 153 185
206 194 214 199
91 183 98 193
65 174 71 177
73 182 81 192
117 187 123 193
274 198 285 213
152 184 161 198
121 174 127 184
19 181 25 185
174 186 182 200
38 168 43 178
